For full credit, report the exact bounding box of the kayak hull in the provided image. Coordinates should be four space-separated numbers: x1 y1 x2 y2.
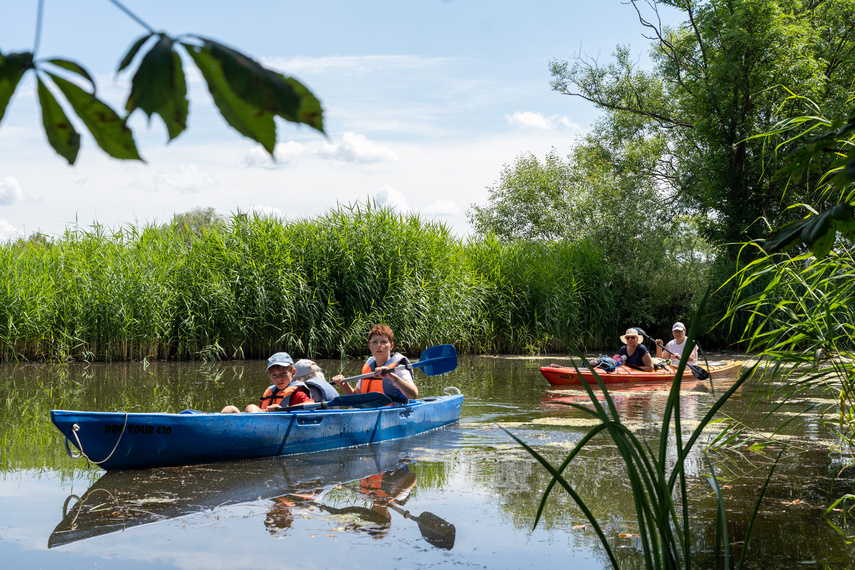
51 393 463 471
540 362 743 386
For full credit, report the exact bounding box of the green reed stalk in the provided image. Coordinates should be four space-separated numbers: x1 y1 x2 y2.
505 292 774 569
0 202 710 362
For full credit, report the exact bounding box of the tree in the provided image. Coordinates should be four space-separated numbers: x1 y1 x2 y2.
550 0 855 255
467 151 575 242
0 0 324 165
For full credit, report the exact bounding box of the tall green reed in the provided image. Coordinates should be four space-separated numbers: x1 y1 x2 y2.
0 202 710 362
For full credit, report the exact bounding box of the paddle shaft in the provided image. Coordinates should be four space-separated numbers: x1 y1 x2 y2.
656 341 709 380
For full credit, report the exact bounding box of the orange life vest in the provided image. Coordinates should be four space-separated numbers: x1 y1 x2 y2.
358 353 413 399
259 385 307 409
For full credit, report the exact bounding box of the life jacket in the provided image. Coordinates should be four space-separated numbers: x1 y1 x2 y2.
259 384 309 409
289 378 338 403
360 353 413 402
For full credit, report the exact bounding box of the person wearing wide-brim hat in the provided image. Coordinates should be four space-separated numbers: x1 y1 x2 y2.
655 322 698 364
618 328 654 371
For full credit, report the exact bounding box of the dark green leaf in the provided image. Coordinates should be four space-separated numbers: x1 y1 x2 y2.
196 37 323 133
284 76 324 133
46 59 96 90
765 218 810 253
0 51 32 123
127 34 188 141
36 76 80 165
184 44 276 153
48 73 142 161
846 148 855 184
834 215 855 244
810 227 834 259
117 33 154 73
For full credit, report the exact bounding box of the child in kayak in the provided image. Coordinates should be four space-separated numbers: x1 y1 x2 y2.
332 324 418 402
221 352 314 413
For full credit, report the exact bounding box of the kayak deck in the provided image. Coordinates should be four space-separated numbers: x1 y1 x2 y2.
540 361 743 386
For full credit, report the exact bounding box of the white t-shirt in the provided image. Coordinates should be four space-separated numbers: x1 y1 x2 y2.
665 339 698 364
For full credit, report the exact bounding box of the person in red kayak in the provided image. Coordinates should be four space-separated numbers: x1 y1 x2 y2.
332 324 418 402
220 352 314 413
655 322 699 365
618 328 654 372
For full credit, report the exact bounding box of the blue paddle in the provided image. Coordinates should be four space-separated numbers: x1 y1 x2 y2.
338 344 458 384
280 392 392 411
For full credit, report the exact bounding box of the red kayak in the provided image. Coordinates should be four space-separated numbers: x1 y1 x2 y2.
539 361 743 386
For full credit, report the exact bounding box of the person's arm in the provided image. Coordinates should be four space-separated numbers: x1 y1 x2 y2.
640 351 654 372
332 374 357 395
655 339 664 358
378 366 418 399
289 390 314 405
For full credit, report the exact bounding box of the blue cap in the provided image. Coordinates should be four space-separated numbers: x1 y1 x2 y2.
266 352 294 370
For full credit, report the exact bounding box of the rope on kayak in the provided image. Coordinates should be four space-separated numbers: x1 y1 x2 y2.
443 386 461 395
65 412 129 466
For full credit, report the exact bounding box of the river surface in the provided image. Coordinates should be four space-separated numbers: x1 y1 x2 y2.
1 354 854 569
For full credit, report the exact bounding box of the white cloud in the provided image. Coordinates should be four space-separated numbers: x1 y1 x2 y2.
422 200 462 217
241 133 397 170
241 141 307 169
505 111 581 131
247 205 285 219
0 177 24 205
155 164 217 194
372 186 410 212
0 219 22 242
317 132 398 164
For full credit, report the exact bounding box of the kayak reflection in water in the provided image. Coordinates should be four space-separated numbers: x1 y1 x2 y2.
260 465 456 550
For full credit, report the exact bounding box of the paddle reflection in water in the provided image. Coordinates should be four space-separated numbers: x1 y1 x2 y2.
49 429 458 550
265 464 455 550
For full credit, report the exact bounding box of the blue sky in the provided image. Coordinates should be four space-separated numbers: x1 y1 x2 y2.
0 1 681 240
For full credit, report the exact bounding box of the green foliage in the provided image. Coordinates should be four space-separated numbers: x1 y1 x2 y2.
550 0 855 253
0 203 714 362
0 3 324 164
505 306 773 569
467 151 575 241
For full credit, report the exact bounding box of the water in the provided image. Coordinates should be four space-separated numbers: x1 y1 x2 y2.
1 355 854 569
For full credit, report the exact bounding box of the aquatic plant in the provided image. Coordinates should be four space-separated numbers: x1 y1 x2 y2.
0 203 709 362
504 296 776 569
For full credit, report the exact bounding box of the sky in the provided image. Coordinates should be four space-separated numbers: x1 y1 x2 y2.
0 0 681 241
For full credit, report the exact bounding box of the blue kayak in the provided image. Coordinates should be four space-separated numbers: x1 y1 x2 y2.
51 390 463 471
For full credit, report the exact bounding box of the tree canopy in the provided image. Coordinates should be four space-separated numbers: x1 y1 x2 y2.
549 0 855 254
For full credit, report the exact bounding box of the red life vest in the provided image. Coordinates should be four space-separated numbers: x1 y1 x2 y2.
258 385 310 409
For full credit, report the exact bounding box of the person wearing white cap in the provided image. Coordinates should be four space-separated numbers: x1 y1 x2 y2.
618 327 654 371
656 322 698 365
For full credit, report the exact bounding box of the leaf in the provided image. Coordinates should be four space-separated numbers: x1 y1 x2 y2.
45 59 96 91
117 33 155 73
846 148 855 184
36 76 80 165
47 73 142 161
184 43 276 153
765 218 810 253
284 76 324 133
0 51 32 123
197 37 324 133
810 227 834 259
126 34 188 141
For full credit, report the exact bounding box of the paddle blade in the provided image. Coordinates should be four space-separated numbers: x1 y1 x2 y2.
414 344 457 376
689 363 710 380
415 511 456 550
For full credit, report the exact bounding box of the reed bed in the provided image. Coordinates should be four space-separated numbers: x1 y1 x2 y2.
0 204 709 362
